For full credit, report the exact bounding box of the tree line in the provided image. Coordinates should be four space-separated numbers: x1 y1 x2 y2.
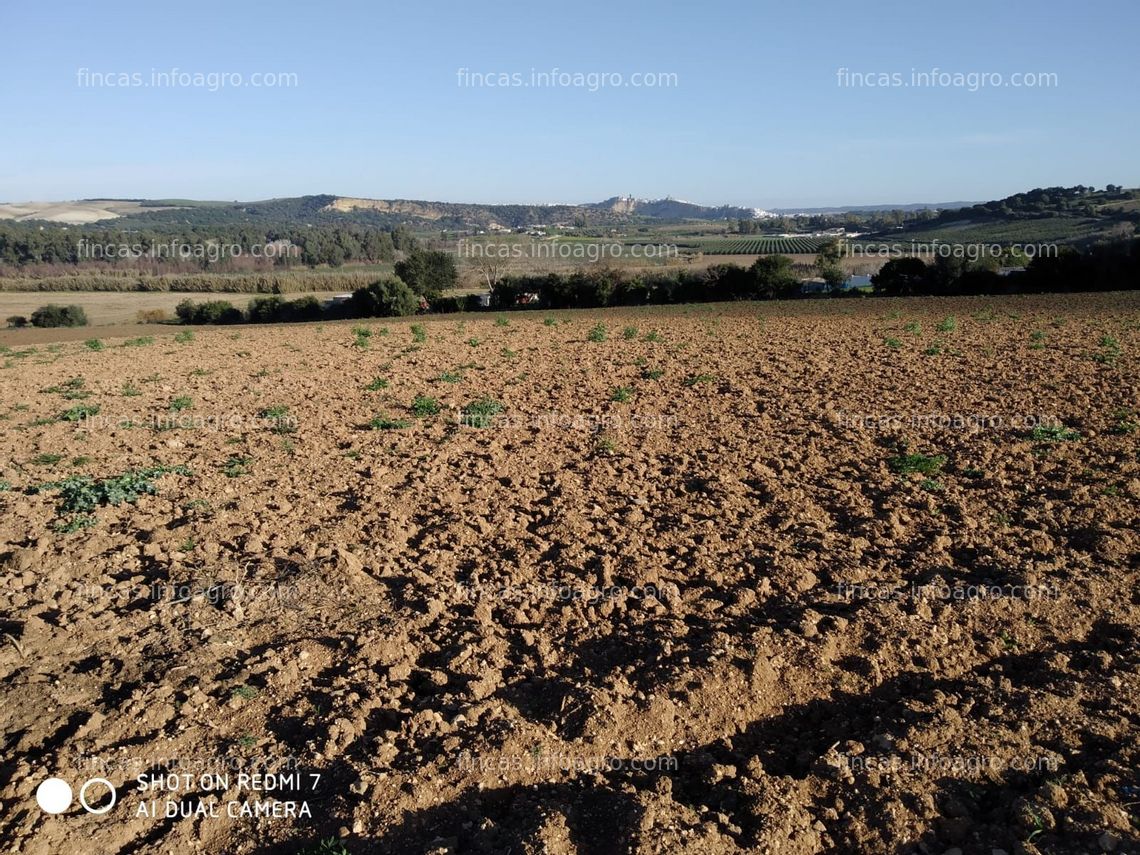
0 222 416 270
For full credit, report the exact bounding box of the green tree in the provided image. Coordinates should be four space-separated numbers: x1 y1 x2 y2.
749 254 800 299
871 258 929 296
394 249 458 299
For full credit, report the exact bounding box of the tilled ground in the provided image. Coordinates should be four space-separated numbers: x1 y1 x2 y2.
0 293 1137 855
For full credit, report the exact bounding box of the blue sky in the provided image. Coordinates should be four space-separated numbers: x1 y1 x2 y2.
1 0 1137 208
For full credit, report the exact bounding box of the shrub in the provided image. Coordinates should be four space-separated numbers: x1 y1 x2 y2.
431 296 463 313
175 299 243 325
6 315 29 328
31 304 88 327
283 295 324 322
349 276 418 318
246 296 285 323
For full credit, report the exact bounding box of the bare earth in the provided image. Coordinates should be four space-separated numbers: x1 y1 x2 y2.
0 294 1137 854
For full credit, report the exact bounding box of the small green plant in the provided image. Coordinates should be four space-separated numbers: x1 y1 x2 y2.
48 465 191 517
410 324 427 342
353 328 371 349
923 342 943 356
884 336 902 349
467 337 481 347
260 405 295 434
297 838 351 855
594 435 618 456
641 367 664 380
501 347 517 359
543 317 557 327
642 330 661 342
437 371 462 383
461 397 503 428
122 336 154 347
60 403 100 422
495 315 509 327
887 453 946 476
411 395 441 417
1029 425 1080 442
121 382 141 397
904 321 922 336
169 396 193 412
684 373 716 386
174 330 195 343
232 684 259 700
1093 334 1121 364
587 323 607 342
364 377 389 391
54 514 96 534
920 478 944 492
1109 410 1137 435
370 414 412 430
221 455 251 477
611 386 634 403
84 338 104 351
622 326 638 340
935 317 956 333
33 453 65 466
42 377 86 396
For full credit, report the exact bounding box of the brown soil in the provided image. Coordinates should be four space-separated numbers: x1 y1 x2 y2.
1 293 1137 855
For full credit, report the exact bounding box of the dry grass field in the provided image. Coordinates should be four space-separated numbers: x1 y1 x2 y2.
0 293 1137 854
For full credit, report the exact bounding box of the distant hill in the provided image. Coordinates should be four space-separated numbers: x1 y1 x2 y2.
0 193 762 229
2 187 1136 243
770 202 977 215
588 196 760 220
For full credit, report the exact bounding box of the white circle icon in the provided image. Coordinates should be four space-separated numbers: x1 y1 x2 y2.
36 778 73 814
79 778 117 814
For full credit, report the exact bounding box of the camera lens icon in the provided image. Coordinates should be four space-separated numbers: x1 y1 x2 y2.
36 777 117 815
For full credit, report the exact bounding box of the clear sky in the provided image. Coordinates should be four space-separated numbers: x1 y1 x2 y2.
1 0 1137 208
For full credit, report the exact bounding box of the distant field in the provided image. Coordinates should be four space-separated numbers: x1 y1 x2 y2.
882 216 1108 247
683 236 833 254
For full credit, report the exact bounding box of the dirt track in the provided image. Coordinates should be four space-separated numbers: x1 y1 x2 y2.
1 294 1137 854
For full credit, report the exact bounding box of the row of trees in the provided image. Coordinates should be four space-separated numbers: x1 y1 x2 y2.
159 237 1140 327
173 248 461 325
0 222 417 269
872 238 1140 296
